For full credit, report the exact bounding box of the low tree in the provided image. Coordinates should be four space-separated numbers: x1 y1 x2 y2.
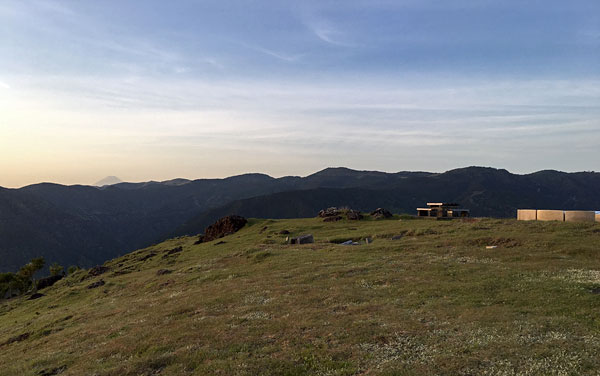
67 265 80 275
0 273 27 299
49 262 64 276
16 257 45 292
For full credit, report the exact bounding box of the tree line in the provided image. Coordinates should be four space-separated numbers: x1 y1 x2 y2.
0 258 78 299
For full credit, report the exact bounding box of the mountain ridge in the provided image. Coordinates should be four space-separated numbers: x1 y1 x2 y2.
1 166 599 272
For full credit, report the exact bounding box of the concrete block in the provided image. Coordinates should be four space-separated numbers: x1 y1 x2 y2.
536 210 564 222
517 209 537 221
564 211 596 223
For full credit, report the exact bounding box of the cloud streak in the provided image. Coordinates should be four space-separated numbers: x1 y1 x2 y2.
3 74 598 160
238 42 305 62
301 14 356 47
311 24 350 46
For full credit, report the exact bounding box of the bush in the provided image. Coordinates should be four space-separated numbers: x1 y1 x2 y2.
17 257 45 281
1 257 45 299
50 262 64 276
0 273 28 298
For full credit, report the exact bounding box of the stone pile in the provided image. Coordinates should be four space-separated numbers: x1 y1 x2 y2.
318 207 365 221
318 207 341 218
370 208 393 219
198 215 248 243
346 210 363 220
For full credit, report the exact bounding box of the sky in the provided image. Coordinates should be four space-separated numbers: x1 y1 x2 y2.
0 0 599 188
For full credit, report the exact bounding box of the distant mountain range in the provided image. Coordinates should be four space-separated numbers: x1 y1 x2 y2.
1 167 599 272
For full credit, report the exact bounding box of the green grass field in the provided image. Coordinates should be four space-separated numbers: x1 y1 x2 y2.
1 216 600 375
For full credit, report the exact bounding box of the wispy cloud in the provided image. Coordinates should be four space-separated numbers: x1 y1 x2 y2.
0 1 189 77
307 20 355 47
238 42 304 62
295 6 356 47
5 74 599 145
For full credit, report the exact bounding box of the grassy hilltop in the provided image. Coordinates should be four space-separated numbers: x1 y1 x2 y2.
1 215 600 375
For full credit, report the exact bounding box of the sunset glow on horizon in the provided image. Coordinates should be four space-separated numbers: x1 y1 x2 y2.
1 1 599 188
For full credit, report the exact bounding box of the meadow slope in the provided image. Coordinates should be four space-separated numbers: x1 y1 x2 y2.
1 216 600 375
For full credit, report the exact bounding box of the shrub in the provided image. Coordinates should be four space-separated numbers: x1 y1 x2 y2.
50 262 64 276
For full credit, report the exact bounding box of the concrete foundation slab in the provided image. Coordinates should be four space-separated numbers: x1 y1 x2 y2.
537 210 564 222
564 211 596 223
517 209 537 221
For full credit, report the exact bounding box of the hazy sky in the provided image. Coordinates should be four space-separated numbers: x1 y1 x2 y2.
1 0 599 188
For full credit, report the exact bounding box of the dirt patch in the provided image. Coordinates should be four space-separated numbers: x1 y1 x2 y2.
38 365 67 376
138 252 157 262
469 237 522 248
0 332 30 347
87 266 110 278
57 315 73 323
164 246 183 255
87 280 105 289
159 280 175 289
112 270 133 276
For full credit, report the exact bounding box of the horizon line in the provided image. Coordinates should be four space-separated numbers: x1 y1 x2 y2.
2 165 598 190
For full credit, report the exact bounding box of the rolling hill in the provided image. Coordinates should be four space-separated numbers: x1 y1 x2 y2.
1 216 600 375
